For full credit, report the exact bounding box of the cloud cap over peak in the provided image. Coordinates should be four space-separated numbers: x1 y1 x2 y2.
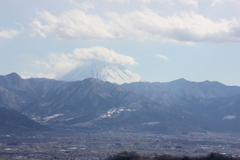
73 47 137 65
26 47 137 79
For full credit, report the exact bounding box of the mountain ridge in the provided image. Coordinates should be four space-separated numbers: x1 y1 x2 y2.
122 78 240 99
1 73 240 133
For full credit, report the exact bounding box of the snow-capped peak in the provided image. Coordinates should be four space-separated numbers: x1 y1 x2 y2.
58 60 144 84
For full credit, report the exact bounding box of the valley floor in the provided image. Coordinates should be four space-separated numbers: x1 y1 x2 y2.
0 129 239 160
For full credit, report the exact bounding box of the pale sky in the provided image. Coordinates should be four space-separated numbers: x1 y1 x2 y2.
0 0 240 86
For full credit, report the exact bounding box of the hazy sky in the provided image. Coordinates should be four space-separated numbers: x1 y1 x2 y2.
0 0 240 86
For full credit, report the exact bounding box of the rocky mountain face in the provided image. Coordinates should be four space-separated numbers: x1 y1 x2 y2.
121 81 191 108
0 86 21 110
1 73 240 133
23 78 193 133
58 60 144 84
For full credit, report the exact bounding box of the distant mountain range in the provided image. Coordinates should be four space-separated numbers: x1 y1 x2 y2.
122 80 240 132
121 79 240 107
1 72 240 134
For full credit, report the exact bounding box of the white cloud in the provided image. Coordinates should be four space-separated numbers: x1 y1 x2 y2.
30 10 121 40
138 0 151 3
68 0 95 10
108 9 240 43
179 0 198 8
211 0 240 6
73 47 137 65
137 0 198 8
105 0 130 3
0 29 20 39
30 8 240 43
34 47 136 78
16 23 25 32
30 19 49 38
156 54 169 61
36 53 78 71
21 72 55 79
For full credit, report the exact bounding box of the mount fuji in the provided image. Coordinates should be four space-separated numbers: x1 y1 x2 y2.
58 60 144 84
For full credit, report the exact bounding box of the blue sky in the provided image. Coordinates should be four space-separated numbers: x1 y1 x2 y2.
0 0 240 86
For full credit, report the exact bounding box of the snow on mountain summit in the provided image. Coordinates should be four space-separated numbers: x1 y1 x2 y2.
58 60 144 84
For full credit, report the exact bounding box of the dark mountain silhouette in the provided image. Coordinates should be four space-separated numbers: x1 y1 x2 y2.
0 107 48 131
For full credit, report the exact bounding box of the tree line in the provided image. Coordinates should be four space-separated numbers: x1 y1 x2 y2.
104 151 239 160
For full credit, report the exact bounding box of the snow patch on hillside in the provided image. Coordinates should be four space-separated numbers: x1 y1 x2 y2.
143 122 160 125
223 115 236 120
99 108 135 118
43 114 64 122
